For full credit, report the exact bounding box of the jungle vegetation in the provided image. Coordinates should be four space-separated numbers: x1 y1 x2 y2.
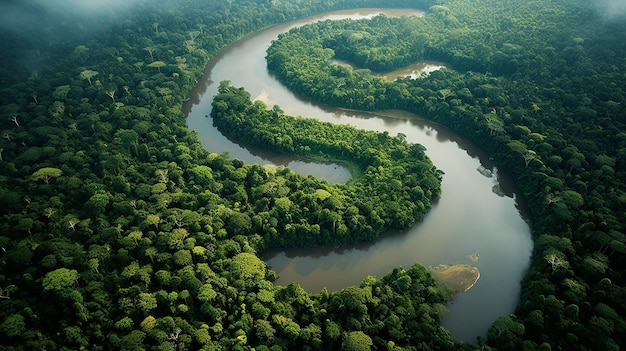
211 81 442 245
265 1 626 350
0 0 625 350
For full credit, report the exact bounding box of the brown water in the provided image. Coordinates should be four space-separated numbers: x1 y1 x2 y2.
184 8 532 342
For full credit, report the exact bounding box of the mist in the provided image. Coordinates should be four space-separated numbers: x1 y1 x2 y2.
596 0 626 19
0 0 151 83
29 0 148 16
0 1 45 34
0 0 148 36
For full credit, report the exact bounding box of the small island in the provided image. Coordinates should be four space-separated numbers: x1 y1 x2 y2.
431 264 480 293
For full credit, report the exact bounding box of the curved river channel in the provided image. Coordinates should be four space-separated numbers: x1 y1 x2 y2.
184 8 533 342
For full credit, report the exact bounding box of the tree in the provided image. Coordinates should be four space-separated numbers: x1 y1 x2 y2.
173 249 193 266
144 46 156 59
169 228 189 250
544 249 569 274
254 319 276 342
9 115 19 128
227 211 252 234
148 61 167 73
334 286 368 314
106 90 116 103
115 316 134 331
145 247 158 263
0 314 26 337
85 190 111 216
42 268 79 291
71 45 90 62
32 167 63 184
88 258 101 274
195 326 212 346
126 230 144 248
137 292 158 313
120 330 146 350
341 331 373 351
0 285 17 300
140 316 157 332
487 315 525 350
273 315 301 339
231 252 265 285
559 189 584 210
53 85 71 100
145 214 161 231
79 70 99 87
198 284 217 302
49 100 65 120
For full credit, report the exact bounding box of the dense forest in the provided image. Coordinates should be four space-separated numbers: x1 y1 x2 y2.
0 0 625 350
265 1 626 349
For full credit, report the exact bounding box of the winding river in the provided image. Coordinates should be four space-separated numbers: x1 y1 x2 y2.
184 8 533 342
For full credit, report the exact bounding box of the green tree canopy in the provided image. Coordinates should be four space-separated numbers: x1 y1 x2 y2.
31 167 63 184
42 268 79 291
341 331 373 351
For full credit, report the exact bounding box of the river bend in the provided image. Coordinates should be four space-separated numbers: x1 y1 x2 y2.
184 8 532 342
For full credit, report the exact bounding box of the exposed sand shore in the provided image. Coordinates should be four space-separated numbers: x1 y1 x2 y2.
431 264 480 293
254 89 271 104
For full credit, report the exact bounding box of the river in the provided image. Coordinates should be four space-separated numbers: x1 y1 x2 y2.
184 8 533 342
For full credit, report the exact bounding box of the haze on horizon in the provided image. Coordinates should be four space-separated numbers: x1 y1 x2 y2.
2 0 624 36
0 0 148 35
599 0 626 18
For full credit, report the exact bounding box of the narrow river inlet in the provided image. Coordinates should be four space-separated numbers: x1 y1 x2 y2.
184 8 533 342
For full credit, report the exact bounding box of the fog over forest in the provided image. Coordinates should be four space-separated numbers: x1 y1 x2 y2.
0 0 153 81
0 0 146 35
599 0 626 18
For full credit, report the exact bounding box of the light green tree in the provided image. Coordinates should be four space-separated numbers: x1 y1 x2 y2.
79 70 98 87
145 214 161 231
32 167 62 184
140 316 157 332
231 252 265 281
197 284 217 303
42 268 78 291
341 331 373 351
545 249 569 274
148 60 166 73
137 292 158 313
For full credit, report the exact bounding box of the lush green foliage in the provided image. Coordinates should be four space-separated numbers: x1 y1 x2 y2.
266 1 626 350
1 0 625 350
0 0 454 350
211 81 442 245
